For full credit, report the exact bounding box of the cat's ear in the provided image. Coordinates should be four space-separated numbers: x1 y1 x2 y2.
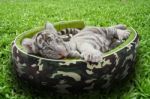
45 22 57 33
22 38 34 53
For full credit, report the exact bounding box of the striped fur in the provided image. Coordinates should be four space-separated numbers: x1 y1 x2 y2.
22 22 130 62
58 28 80 41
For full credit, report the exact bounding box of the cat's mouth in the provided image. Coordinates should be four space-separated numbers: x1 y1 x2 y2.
57 51 69 59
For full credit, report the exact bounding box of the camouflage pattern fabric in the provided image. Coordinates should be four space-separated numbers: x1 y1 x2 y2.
11 29 139 94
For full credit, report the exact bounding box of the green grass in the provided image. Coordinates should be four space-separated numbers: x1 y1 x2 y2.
0 0 150 99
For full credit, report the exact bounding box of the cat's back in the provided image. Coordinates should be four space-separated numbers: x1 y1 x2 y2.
71 26 107 39
70 26 111 47
69 26 111 52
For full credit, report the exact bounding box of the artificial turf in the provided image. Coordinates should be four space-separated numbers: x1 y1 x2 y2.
0 0 150 98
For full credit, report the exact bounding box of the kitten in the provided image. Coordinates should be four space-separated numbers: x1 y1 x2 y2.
22 22 130 62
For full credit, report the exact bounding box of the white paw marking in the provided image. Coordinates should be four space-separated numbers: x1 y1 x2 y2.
117 29 130 40
81 50 103 62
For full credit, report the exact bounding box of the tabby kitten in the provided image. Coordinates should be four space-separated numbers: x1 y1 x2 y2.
22 22 130 62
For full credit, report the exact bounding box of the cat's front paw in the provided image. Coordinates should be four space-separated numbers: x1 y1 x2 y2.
68 51 81 58
81 50 103 63
117 29 130 40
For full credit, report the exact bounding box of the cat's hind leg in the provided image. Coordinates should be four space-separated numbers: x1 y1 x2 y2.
116 29 130 40
111 24 127 30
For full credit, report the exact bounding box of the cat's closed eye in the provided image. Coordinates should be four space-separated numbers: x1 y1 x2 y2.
46 37 53 42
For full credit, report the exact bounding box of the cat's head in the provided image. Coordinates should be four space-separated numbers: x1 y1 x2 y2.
22 22 69 59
